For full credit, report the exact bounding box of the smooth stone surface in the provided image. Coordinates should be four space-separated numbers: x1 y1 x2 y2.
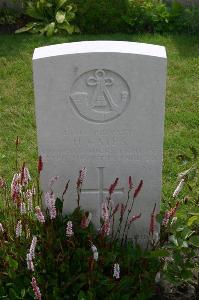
33 41 167 243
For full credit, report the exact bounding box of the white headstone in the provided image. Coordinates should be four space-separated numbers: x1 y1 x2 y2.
33 41 167 243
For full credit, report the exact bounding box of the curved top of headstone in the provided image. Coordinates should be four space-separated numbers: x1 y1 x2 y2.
33 40 166 60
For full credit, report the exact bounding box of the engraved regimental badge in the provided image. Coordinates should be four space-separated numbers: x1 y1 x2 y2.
70 69 130 123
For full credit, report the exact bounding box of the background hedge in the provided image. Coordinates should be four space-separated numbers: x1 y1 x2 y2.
0 0 199 35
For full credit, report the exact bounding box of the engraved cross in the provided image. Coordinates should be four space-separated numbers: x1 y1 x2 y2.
81 167 124 209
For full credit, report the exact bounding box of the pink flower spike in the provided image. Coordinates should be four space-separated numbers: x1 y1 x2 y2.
27 196 33 212
162 201 180 226
26 253 34 272
101 220 110 236
173 179 185 198
24 166 31 184
108 178 119 195
44 192 56 220
26 189 33 199
128 176 133 190
35 206 45 223
20 163 31 186
32 185 36 196
31 277 42 300
91 244 99 261
20 202 26 214
129 213 141 225
133 180 143 198
169 201 180 218
113 263 120 279
29 236 37 259
77 167 86 188
101 202 109 221
162 211 170 226
66 221 74 237
81 167 86 182
11 173 21 202
37 156 43 174
149 203 156 235
16 220 22 237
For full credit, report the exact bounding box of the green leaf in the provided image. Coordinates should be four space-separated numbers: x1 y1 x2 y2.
178 167 193 179
56 10 66 24
56 0 68 11
46 22 55 36
188 216 199 227
26 2 44 20
6 257 18 270
15 23 35 33
176 226 184 232
169 235 178 246
6 283 14 287
188 212 199 217
180 241 188 248
147 249 169 258
67 5 74 13
78 290 86 300
189 235 199 247
182 228 195 239
21 289 25 298
57 22 75 34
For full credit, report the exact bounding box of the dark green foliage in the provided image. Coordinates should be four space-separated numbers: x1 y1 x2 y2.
0 7 21 25
0 196 161 299
123 0 199 34
123 0 170 33
14 0 199 35
0 155 160 299
73 0 128 34
176 6 199 34
159 148 199 285
0 142 198 298
72 0 199 34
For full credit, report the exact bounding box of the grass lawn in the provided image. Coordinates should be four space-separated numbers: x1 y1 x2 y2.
0 33 199 208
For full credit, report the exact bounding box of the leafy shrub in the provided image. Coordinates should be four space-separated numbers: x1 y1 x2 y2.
73 0 128 34
13 0 199 35
176 6 199 34
16 0 79 36
122 0 199 34
0 7 21 25
159 147 199 285
0 141 198 299
123 0 169 33
0 168 161 298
